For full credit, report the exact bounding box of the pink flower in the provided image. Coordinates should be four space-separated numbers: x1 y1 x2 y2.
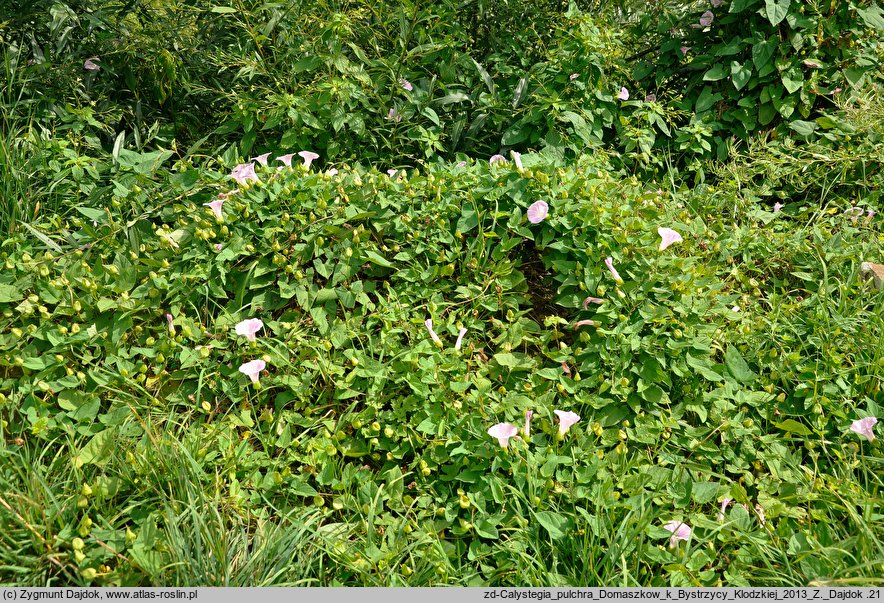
553 410 580 436
699 10 714 26
387 108 402 123
277 153 295 167
680 46 690 56
239 359 266 384
230 163 258 185
511 151 523 170
605 257 623 284
488 423 520 448
235 318 264 342
524 410 533 438
850 417 877 441
561 361 571 376
658 227 683 251
327 168 339 176
489 154 505 165
569 73 579 81
832 87 842 94
251 153 270 166
527 200 549 224
617 87 629 101
454 327 468 351
573 319 599 329
83 58 100 71
845 207 864 222
866 209 875 220
204 199 224 220
424 319 442 347
582 296 604 310
165 313 175 335
214 244 223 251
710 0 722 7
399 78 413 92
645 94 657 102
773 202 784 213
456 160 467 168
298 151 319 169
664 521 692 547
387 169 398 178
717 498 732 521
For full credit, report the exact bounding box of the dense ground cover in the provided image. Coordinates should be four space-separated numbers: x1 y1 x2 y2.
1 0 882 588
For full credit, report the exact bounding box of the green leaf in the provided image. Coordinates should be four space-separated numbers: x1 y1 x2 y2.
789 120 817 136
475 518 499 539
492 352 536 371
695 87 722 113
210 6 237 13
857 5 884 30
752 40 777 71
434 93 471 106
765 0 790 26
703 64 730 82
534 511 571 539
79 428 117 466
471 58 495 96
731 61 752 91
691 481 720 505
724 345 757 383
0 284 23 303
775 419 812 436
362 250 393 268
781 67 803 94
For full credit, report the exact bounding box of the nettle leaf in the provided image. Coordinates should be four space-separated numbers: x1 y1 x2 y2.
764 0 790 26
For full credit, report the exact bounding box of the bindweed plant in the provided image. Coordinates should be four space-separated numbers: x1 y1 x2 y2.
0 145 881 585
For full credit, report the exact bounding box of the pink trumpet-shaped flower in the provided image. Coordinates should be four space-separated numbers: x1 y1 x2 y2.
553 410 581 436
277 153 295 167
773 202 784 213
511 151 523 170
569 73 579 81
399 78 413 91
239 359 266 384
327 168 339 176
664 521 692 548
574 319 599 328
298 151 319 169
658 227 683 251
204 199 224 220
561 362 571 376
680 46 690 56
235 318 264 342
698 11 714 26
387 169 398 178
165 313 175 335
251 153 270 166
454 327 468 351
424 319 442 347
215 244 223 251
527 200 549 224
605 257 623 284
583 296 605 310
456 160 467 168
83 58 100 71
524 410 533 438
645 94 657 102
230 162 258 185
867 209 875 221
489 154 505 165
387 107 402 123
717 498 732 521
845 207 864 222
617 87 629 101
711 0 722 6
488 423 520 448
850 417 877 441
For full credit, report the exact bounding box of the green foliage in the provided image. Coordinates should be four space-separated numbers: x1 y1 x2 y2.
631 0 884 159
1 149 881 585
